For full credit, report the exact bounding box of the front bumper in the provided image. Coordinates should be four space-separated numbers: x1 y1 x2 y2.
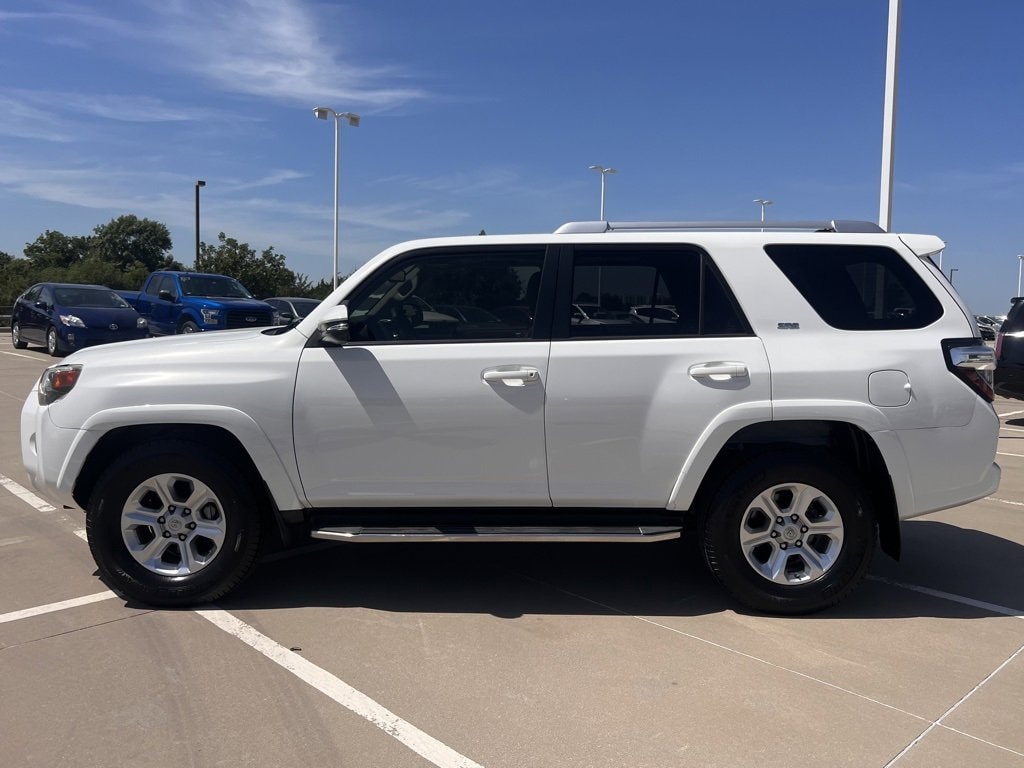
21 392 95 510
61 325 148 352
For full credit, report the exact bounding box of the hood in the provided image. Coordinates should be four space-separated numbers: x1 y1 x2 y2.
179 296 272 311
61 326 274 366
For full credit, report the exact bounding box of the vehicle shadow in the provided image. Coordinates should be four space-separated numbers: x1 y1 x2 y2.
212 520 1024 621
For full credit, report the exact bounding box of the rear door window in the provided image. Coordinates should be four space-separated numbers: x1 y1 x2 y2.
765 244 942 330
557 246 751 339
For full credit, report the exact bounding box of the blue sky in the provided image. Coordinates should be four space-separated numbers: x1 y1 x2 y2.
0 0 1021 313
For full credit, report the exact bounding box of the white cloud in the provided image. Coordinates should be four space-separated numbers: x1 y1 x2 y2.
0 88 230 124
145 0 426 107
3 1 427 109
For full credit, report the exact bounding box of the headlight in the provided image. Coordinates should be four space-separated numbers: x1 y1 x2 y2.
136 317 148 329
59 314 86 327
201 308 221 324
38 364 83 405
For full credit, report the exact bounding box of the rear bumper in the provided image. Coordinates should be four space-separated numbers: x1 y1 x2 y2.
893 396 1000 519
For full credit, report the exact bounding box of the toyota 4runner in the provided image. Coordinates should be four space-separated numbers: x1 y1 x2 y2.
20 219 999 614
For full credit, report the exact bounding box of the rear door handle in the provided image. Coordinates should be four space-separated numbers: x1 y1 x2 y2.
689 362 749 380
482 366 541 387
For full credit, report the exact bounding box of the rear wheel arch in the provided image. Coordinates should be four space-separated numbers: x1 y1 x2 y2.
690 420 900 561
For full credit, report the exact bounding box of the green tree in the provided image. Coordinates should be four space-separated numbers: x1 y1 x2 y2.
196 232 302 298
90 215 175 272
0 256 33 306
24 230 91 271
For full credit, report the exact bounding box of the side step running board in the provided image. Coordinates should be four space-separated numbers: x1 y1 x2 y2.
310 525 682 544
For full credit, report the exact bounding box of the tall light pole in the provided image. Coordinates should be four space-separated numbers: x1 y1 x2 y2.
314 106 361 290
879 0 901 231
753 198 773 223
1017 255 1024 297
194 180 205 268
588 165 616 220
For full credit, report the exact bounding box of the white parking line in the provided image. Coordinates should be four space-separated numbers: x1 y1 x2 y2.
0 590 118 624
997 408 1024 418
996 451 1024 458
989 496 1024 507
865 576 1023 619
0 473 484 768
0 473 56 512
196 609 484 768
0 350 42 362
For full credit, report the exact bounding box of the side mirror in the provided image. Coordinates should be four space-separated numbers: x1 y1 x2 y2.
318 305 350 346
278 311 294 321
158 290 175 302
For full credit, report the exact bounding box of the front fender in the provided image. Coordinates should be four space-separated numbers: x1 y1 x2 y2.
62 404 307 511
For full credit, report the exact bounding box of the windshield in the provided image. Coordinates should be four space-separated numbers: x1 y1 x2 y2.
54 287 132 308
180 275 253 298
291 299 320 317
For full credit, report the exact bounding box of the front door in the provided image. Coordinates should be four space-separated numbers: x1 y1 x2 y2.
293 245 555 508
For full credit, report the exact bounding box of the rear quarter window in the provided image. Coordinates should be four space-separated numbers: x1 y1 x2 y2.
765 244 943 330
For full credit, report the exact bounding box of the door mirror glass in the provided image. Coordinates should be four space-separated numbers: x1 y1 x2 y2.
158 290 175 302
319 305 350 346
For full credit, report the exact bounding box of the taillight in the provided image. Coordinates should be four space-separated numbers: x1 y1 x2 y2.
942 339 994 402
37 364 83 405
995 332 1004 359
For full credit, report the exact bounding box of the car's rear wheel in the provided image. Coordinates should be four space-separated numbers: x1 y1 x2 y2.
11 322 27 349
701 454 876 614
46 326 62 357
86 441 263 606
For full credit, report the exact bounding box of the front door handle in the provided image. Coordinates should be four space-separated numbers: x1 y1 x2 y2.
689 362 749 381
482 366 541 387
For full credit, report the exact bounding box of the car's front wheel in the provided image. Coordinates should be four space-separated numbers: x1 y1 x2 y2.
11 322 27 349
701 454 876 614
46 326 62 357
86 441 263 606
178 320 200 334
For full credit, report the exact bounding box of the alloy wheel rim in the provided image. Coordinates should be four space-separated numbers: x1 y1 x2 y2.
738 482 845 585
120 473 228 576
12 324 19 344
47 329 56 354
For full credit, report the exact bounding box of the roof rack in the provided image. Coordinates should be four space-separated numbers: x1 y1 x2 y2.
553 220 886 234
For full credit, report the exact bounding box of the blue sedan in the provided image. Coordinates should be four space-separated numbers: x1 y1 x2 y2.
11 283 149 356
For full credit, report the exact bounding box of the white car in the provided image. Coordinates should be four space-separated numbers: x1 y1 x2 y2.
21 219 999 613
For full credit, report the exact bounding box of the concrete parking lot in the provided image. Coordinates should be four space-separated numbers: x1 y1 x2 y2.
1 344 1022 767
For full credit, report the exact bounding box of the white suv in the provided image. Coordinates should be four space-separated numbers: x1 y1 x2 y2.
20 220 999 614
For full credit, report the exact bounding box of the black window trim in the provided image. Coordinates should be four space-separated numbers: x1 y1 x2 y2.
551 243 753 341
316 243 559 347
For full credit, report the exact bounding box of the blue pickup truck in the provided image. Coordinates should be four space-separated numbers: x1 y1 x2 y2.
119 271 274 335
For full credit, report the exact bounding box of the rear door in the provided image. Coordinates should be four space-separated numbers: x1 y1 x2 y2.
544 244 771 507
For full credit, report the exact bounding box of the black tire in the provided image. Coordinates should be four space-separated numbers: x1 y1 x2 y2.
85 440 263 607
11 322 27 349
178 320 200 334
46 325 62 357
701 453 876 615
